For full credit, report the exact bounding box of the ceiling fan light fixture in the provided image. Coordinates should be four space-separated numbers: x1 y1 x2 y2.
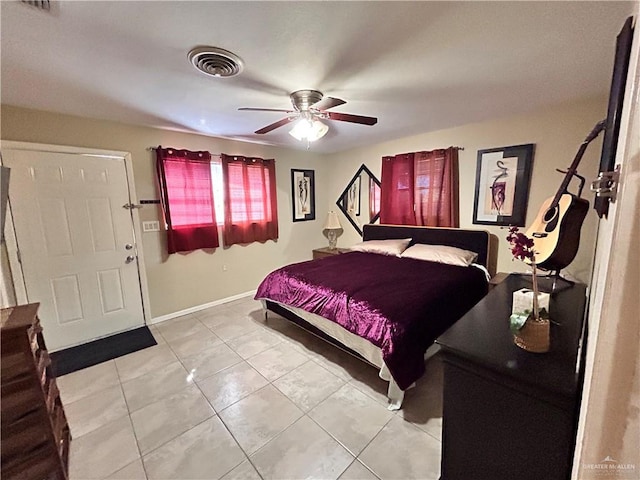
289 118 328 142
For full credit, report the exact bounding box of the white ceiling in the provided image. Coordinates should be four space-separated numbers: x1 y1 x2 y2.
0 1 634 154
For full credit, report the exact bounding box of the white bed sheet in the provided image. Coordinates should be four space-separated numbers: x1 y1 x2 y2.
261 299 440 410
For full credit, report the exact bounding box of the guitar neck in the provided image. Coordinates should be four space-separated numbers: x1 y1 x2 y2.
550 120 606 208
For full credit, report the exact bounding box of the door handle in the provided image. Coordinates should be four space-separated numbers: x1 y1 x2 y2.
125 255 136 264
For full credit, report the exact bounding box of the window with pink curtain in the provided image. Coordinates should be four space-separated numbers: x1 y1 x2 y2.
156 147 219 253
380 153 416 225
221 154 278 246
380 147 459 227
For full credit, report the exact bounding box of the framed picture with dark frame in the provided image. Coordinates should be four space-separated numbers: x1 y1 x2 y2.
291 169 315 222
595 16 633 218
344 175 361 217
472 144 535 226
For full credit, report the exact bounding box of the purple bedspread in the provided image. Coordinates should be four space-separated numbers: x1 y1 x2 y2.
255 251 488 389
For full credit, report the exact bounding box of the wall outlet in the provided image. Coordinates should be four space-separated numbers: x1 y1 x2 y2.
142 221 160 232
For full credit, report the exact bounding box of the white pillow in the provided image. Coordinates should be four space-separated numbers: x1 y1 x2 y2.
400 244 478 267
349 238 412 257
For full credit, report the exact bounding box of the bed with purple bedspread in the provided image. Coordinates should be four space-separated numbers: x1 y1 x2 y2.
255 250 488 390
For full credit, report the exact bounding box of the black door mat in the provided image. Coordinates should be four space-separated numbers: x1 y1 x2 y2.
50 326 157 377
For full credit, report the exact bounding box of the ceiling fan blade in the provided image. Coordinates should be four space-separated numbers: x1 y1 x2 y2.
327 112 378 126
312 96 346 111
255 117 295 134
239 107 293 113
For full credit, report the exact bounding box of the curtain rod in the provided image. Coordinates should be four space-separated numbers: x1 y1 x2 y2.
147 146 222 155
147 145 465 152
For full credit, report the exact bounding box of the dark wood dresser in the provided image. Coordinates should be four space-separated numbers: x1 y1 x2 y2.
1 303 71 480
437 275 587 480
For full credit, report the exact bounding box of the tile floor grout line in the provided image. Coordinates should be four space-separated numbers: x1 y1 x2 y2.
59 373 120 410
165 329 246 386
110 361 148 480
128 332 223 462
70 300 445 480
343 457 383 480
263 356 313 385
213 382 277 480
133 405 218 461
303 410 363 460
269 362 347 413
346 377 396 410
197 361 271 409
240 411 329 477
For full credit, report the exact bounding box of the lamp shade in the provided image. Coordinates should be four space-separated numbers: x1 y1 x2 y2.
322 211 343 250
323 211 342 231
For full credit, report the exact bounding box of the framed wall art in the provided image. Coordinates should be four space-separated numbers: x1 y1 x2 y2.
291 169 315 222
595 16 633 218
472 144 535 226
344 174 361 217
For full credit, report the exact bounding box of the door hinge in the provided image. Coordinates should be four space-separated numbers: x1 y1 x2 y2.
16 249 22 265
590 165 620 203
122 203 143 210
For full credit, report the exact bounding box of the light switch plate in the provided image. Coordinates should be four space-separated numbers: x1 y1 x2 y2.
142 221 160 232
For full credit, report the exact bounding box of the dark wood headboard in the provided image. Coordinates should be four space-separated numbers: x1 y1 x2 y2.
363 224 493 272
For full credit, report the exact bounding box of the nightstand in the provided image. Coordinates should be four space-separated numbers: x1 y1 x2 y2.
312 247 350 260
489 272 510 290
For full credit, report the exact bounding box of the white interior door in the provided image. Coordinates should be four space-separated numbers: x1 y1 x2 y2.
4 148 145 351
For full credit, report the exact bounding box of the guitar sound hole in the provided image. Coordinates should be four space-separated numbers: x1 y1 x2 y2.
543 207 557 223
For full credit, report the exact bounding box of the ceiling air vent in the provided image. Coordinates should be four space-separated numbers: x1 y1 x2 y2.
188 46 244 78
21 0 50 11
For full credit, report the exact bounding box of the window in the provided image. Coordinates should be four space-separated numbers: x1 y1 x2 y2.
210 159 224 224
156 147 219 253
221 154 278 246
157 150 279 252
380 147 459 227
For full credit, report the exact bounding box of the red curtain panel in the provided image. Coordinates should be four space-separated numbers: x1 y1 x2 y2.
380 153 416 225
414 148 459 227
156 147 219 253
380 147 459 227
221 154 278 246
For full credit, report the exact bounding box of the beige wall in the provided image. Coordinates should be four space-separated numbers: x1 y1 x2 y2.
328 95 607 282
1 95 606 319
1 106 330 318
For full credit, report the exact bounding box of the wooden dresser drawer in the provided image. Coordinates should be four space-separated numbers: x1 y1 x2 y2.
1 303 70 480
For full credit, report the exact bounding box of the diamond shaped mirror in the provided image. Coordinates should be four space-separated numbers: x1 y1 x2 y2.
336 164 381 236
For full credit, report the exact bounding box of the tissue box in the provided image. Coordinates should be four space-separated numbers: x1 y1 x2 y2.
512 288 550 316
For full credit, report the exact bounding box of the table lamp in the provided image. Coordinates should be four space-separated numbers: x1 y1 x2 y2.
322 211 343 250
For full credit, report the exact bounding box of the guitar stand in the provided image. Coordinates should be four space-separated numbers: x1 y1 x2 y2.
543 270 575 293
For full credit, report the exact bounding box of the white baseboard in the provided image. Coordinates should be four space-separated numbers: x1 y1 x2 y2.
150 290 256 325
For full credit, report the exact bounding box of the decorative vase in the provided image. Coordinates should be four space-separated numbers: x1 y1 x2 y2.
513 315 550 353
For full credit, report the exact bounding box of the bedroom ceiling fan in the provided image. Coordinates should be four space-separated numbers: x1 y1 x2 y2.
239 90 377 143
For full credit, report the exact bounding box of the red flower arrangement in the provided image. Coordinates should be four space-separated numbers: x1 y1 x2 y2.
506 227 535 262
506 226 544 320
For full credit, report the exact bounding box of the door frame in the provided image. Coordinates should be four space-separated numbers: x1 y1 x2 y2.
1 141 152 329
572 11 639 477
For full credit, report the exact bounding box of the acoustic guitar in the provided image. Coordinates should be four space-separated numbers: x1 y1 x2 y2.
526 120 605 272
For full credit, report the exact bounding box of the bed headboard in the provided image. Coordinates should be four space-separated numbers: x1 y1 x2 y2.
362 224 494 272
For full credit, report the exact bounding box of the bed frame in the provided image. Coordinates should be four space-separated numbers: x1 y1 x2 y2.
263 224 495 408
362 224 493 273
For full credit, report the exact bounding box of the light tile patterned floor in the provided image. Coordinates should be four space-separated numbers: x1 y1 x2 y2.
59 297 444 480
